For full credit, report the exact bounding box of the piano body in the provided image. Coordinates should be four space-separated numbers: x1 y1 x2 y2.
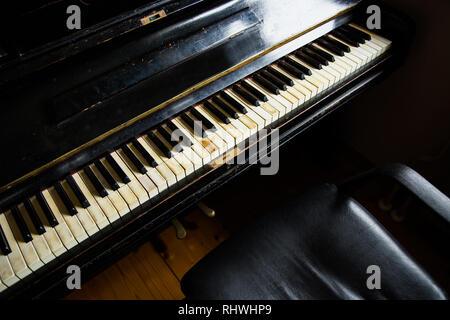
0 0 413 299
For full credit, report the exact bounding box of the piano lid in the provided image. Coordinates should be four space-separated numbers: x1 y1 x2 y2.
0 0 360 190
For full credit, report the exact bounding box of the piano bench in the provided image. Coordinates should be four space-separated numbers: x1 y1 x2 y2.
180 164 449 300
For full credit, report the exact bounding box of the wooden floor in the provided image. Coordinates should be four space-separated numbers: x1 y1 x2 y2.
65 209 230 300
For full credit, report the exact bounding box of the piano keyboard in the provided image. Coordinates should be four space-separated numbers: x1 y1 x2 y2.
0 24 391 291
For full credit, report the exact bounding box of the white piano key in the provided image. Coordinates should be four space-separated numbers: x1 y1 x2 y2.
39 191 78 250
217 97 259 136
162 124 204 171
153 129 195 177
137 136 178 187
18 204 55 264
248 76 295 112
271 64 314 99
69 174 110 229
362 39 383 56
89 164 130 217
219 94 266 130
312 43 356 74
289 55 330 90
77 171 121 223
109 151 154 201
191 106 236 150
225 89 274 127
169 118 213 164
329 34 369 65
243 79 289 116
348 24 391 52
118 147 158 199
4 210 43 272
294 55 338 86
200 104 244 145
321 61 344 82
99 155 143 209
142 134 186 182
178 112 227 156
0 278 7 292
46 187 88 243
359 42 379 60
272 64 311 100
60 180 99 236
0 253 19 287
174 115 222 159
29 196 67 256
0 214 21 285
209 99 252 139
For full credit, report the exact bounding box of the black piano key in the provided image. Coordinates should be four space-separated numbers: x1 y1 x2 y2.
157 127 183 153
189 108 215 133
36 192 59 227
305 44 335 62
240 81 267 103
322 35 350 53
24 199 46 235
55 182 78 216
231 84 260 107
0 224 11 255
105 153 132 183
84 166 108 198
130 139 158 167
283 57 312 76
294 51 322 69
253 74 279 95
300 47 329 66
260 70 287 91
219 91 248 114
337 26 365 44
147 131 173 158
342 25 371 41
277 61 305 80
11 206 33 242
122 145 147 174
212 96 239 119
204 101 230 124
330 30 360 47
166 121 193 147
266 66 295 86
94 160 120 190
315 38 344 57
66 175 90 208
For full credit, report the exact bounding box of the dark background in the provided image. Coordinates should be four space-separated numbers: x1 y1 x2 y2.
338 0 450 194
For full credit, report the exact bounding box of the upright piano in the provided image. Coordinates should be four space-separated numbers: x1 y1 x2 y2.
0 0 413 299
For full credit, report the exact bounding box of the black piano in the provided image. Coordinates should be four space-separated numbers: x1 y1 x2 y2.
0 0 413 299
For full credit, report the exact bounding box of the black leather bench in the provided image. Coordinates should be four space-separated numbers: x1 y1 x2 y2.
181 164 449 299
